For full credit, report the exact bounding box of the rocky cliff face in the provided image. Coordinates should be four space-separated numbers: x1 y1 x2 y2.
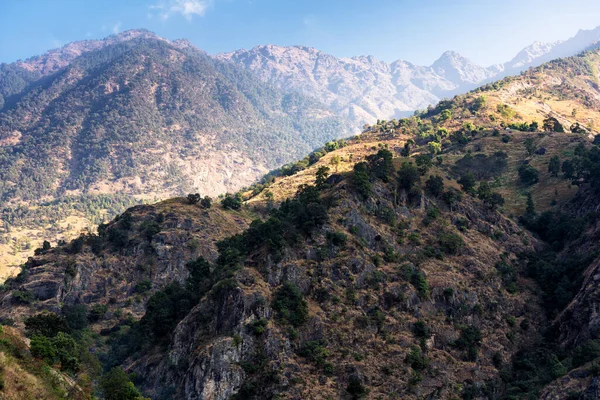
552 187 600 347
0 199 251 324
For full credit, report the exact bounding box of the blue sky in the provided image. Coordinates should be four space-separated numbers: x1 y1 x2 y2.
1 0 600 66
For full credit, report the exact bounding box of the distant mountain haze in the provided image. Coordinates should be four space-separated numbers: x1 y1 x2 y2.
218 25 600 127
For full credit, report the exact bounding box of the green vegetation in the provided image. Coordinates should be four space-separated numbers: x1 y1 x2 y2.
524 138 537 156
247 318 268 336
458 173 476 193
297 340 331 371
497 103 516 119
367 149 394 182
315 166 330 189
352 149 397 199
222 193 243 210
455 325 482 361
543 116 565 132
453 152 508 180
548 155 561 176
88 304 108 322
425 175 444 197
187 193 201 205
438 231 465 255
272 283 309 327
518 164 540 185
470 96 487 112
100 367 145 400
346 375 368 399
477 182 505 210
352 162 372 199
397 162 421 191
508 121 539 132
406 345 429 370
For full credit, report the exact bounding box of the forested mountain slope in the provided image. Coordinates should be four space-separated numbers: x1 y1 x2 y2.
0 30 347 276
1 26 599 278
4 46 600 399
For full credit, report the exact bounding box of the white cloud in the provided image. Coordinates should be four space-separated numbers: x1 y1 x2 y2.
150 0 212 21
112 22 122 34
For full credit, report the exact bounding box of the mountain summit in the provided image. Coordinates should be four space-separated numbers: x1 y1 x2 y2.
430 50 495 85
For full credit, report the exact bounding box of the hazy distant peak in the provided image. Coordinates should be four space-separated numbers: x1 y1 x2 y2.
506 40 557 68
111 28 161 41
432 50 475 67
431 50 494 84
14 28 167 75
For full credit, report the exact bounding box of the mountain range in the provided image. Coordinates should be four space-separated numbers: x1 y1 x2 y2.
2 42 600 399
0 30 348 274
218 26 600 126
0 25 599 275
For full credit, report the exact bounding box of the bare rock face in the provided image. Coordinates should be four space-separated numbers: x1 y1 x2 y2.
114 174 543 399
182 338 245 400
541 369 600 400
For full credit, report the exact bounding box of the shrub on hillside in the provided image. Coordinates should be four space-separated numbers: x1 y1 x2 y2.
425 175 444 197
272 283 308 327
398 162 420 190
518 164 540 185
62 304 88 330
100 367 144 400
453 152 508 180
25 312 70 338
222 193 243 210
186 193 201 204
352 162 372 199
438 231 464 255
367 149 394 182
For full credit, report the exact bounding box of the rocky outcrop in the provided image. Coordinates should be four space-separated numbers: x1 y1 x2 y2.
119 173 543 399
0 199 251 324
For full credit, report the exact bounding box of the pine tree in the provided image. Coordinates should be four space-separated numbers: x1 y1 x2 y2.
315 166 330 189
548 156 561 177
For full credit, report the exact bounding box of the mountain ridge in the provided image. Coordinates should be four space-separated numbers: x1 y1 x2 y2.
6 25 599 129
217 25 600 127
